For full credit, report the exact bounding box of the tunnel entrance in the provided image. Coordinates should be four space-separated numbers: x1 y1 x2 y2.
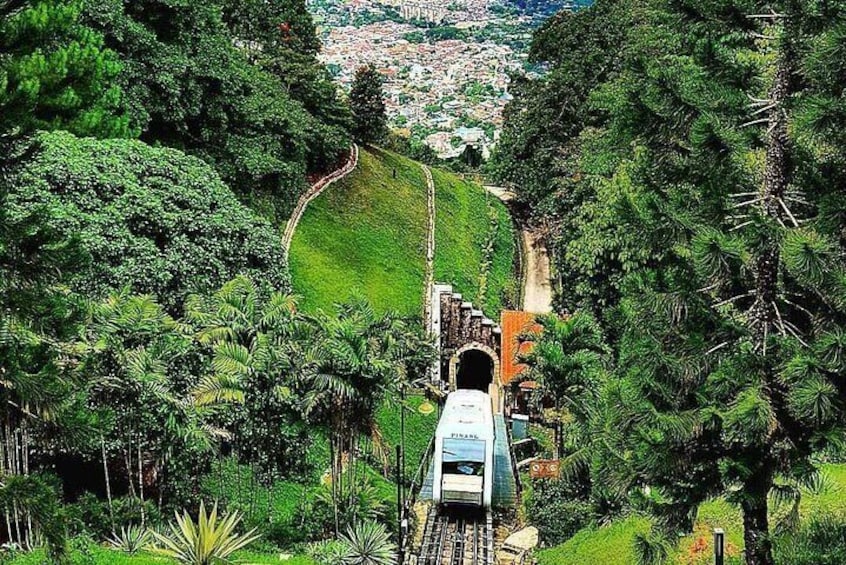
456 349 494 393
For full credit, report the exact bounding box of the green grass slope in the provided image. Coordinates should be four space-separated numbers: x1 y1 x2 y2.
290 149 517 318
432 169 516 316
377 394 439 478
537 463 846 565
289 148 428 315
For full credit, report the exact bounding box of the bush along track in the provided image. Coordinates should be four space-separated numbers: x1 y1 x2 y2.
475 197 500 310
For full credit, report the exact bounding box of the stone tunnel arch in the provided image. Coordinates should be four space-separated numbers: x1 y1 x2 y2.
448 342 501 410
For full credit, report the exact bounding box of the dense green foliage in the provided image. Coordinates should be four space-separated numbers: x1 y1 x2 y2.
432 169 517 315
492 0 631 212
7 131 290 311
83 0 349 214
0 0 450 562
350 64 388 145
499 0 846 562
0 0 130 140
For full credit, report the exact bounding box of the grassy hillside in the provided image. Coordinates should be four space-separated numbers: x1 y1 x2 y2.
289 148 428 315
537 463 846 565
290 148 517 317
432 169 516 316
377 394 439 478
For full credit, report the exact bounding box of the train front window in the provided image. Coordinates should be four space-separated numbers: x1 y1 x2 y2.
442 438 485 476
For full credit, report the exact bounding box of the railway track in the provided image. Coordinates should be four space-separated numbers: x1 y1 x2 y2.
418 507 494 565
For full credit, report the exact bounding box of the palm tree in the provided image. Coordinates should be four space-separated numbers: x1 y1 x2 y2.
84 291 195 528
301 298 414 534
518 312 610 483
0 185 88 548
187 276 307 502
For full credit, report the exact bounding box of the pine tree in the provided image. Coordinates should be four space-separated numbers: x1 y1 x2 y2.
589 3 846 564
350 64 387 145
0 0 129 141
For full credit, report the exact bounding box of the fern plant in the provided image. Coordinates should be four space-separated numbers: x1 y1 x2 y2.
150 501 259 565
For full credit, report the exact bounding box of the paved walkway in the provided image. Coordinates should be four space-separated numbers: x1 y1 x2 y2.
521 230 553 314
484 185 552 313
422 163 436 327
282 144 359 253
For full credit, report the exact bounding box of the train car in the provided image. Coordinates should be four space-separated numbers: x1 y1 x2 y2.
433 389 495 508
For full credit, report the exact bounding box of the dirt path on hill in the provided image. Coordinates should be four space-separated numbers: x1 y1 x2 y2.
521 230 553 313
484 186 553 313
422 163 436 326
282 144 359 253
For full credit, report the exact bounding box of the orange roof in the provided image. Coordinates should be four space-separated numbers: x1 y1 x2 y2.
500 310 543 385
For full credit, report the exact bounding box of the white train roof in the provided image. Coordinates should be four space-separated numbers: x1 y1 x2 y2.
436 389 494 441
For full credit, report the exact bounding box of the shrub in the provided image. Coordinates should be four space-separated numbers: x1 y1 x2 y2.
67 494 161 540
527 478 593 546
0 474 68 564
107 524 152 555
307 539 354 565
7 132 290 313
151 501 260 565
338 520 397 565
774 513 846 565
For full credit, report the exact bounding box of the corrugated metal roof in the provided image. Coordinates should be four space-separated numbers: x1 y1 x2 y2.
500 310 542 385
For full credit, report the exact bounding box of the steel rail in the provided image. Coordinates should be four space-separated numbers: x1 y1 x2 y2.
417 509 493 565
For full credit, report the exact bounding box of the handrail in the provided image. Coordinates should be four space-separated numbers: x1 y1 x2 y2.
282 143 359 252
399 434 435 562
506 415 523 500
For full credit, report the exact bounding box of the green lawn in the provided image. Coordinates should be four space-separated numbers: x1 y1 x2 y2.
536 463 846 565
376 394 439 480
432 169 516 316
537 516 652 565
289 148 428 316
290 148 517 319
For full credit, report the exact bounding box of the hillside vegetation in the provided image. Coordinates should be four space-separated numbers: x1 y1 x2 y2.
290 148 517 317
8 131 290 312
433 169 516 315
289 148 428 315
1 1 429 562
495 0 846 563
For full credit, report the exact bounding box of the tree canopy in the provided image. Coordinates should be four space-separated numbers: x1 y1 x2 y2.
0 0 130 141
83 0 350 212
6 131 290 312
350 64 388 145
497 1 846 563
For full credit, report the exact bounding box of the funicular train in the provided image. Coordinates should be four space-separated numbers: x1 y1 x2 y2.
432 389 495 509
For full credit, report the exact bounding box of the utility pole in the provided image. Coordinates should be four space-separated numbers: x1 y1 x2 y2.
396 444 405 563
401 383 407 481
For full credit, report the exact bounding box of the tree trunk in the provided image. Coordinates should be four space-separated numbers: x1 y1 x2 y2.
330 433 340 536
751 35 791 353
743 17 792 565
101 436 115 535
741 483 774 565
137 443 145 527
